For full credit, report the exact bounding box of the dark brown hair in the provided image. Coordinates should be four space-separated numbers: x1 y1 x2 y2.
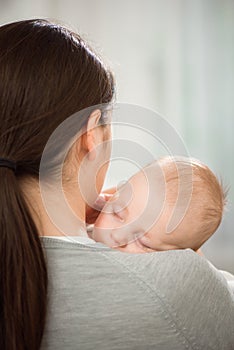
0 19 114 350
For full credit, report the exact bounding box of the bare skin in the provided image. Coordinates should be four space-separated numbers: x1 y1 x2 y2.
92 168 205 255
21 110 112 238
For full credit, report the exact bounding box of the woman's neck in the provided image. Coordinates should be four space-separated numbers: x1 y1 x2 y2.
20 178 88 237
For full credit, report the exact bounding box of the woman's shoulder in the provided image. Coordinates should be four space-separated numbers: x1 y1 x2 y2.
41 236 233 307
41 238 234 350
41 237 230 289
41 235 196 270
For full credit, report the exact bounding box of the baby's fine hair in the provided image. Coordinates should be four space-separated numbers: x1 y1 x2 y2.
157 156 227 244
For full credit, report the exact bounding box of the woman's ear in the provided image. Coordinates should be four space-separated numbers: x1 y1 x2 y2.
87 109 102 132
79 109 102 161
86 109 102 161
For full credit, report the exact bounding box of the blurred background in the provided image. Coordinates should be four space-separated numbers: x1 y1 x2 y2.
1 0 233 272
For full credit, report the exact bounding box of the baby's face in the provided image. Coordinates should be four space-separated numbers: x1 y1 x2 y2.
93 170 151 252
93 166 184 253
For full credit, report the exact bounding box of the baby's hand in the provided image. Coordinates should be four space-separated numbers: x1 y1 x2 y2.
85 193 113 224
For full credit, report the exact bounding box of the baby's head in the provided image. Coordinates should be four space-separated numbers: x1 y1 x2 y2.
93 157 226 253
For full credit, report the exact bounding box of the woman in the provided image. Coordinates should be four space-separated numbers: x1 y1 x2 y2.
0 19 233 350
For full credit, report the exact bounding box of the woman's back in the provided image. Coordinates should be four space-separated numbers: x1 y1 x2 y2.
41 238 234 350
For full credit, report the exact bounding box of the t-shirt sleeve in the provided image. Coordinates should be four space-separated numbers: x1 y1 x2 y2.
41 240 234 350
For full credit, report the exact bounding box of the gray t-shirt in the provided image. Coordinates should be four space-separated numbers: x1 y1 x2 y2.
40 237 234 350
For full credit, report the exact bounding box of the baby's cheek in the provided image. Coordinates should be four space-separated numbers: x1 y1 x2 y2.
93 212 116 244
95 212 114 229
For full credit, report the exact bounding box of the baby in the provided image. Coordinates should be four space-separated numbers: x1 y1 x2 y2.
91 156 226 253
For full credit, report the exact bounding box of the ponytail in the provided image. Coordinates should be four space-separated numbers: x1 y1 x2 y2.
0 168 48 350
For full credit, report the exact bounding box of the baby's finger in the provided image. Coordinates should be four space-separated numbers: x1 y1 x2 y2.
94 194 112 210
